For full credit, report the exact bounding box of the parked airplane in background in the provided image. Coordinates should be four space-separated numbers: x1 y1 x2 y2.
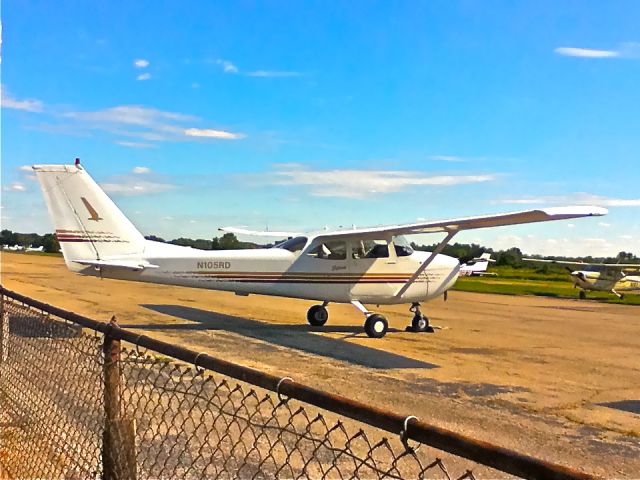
26 245 45 252
458 253 496 277
33 161 607 338
524 258 640 299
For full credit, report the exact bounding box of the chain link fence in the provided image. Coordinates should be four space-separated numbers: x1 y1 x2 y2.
0 287 596 480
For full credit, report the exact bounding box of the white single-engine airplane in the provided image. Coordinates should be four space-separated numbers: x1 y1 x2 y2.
458 253 496 277
524 258 640 300
34 161 607 338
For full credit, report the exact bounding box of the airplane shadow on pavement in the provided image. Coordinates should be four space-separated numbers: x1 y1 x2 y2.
131 304 438 370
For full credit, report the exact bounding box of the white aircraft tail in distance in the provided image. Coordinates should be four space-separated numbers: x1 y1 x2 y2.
33 162 607 338
458 253 497 277
524 258 640 299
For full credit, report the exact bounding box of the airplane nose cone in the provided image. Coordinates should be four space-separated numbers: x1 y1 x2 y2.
572 271 585 280
436 254 462 292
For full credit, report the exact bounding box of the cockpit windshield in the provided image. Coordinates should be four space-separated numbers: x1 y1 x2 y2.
393 235 414 257
273 236 308 254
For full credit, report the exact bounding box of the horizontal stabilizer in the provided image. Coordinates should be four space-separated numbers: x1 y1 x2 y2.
73 259 159 271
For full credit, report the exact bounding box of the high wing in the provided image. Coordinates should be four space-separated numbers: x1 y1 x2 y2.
219 227 302 238
312 206 607 240
524 258 640 270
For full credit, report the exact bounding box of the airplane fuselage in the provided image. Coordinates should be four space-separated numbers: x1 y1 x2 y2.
571 270 640 293
75 240 461 305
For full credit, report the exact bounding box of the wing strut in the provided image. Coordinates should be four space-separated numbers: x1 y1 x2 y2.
395 230 458 298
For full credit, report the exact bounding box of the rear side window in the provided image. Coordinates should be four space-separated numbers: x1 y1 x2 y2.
307 240 347 260
352 239 389 259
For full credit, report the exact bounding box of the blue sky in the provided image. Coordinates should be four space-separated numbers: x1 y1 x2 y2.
2 1 639 256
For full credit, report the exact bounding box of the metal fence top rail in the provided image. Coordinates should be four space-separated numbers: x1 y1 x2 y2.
0 285 598 480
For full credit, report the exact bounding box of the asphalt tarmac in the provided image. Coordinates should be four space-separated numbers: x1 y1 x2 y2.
2 251 639 478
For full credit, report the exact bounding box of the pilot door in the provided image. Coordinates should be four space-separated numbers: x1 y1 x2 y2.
348 238 402 301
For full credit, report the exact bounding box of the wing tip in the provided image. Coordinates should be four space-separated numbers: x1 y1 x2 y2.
541 205 608 217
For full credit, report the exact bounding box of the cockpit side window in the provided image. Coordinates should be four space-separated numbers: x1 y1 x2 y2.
273 236 308 254
307 240 347 260
352 239 389 259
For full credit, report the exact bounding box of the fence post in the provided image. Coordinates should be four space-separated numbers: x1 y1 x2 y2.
102 316 137 480
0 292 8 363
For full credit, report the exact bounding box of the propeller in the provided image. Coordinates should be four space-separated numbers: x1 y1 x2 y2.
574 271 587 282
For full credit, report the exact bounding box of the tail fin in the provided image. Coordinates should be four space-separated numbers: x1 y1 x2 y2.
480 253 492 261
33 164 146 269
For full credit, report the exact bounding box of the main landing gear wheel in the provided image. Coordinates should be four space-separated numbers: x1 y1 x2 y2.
579 291 587 300
307 305 329 326
364 314 388 339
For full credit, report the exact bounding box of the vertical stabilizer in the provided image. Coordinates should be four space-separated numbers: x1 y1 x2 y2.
33 164 146 269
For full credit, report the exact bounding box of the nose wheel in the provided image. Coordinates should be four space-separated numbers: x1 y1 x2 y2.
407 303 434 333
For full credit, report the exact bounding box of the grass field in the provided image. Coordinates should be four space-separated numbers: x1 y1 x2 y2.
453 266 640 305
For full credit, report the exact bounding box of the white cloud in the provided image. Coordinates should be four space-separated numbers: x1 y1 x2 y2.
217 59 238 74
247 70 302 78
64 105 244 143
65 105 195 126
184 127 245 140
17 166 37 182
3 182 26 192
567 223 575 228
132 166 151 174
262 165 499 199
101 179 174 196
428 155 467 163
137 72 151 81
598 222 611 228
116 141 157 148
1 86 43 112
554 43 640 59
554 47 619 58
498 193 640 208
134 59 150 68
491 233 627 257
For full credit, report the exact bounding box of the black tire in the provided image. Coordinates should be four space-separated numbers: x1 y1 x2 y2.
411 314 429 332
579 291 587 300
620 294 625 300
307 305 328 326
364 314 388 338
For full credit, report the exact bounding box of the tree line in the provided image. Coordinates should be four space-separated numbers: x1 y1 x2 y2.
0 229 257 253
411 241 639 268
144 233 259 250
2 228 637 266
1 230 60 253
